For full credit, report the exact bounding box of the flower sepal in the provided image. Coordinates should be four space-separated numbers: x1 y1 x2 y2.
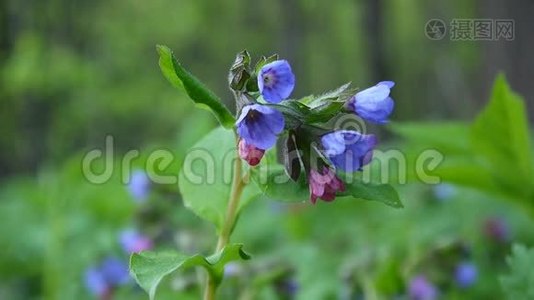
228 50 252 91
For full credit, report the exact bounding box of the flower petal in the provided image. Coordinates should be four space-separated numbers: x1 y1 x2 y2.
321 132 347 156
355 84 390 104
378 80 395 88
258 60 295 103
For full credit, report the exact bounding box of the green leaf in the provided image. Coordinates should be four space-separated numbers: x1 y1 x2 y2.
130 244 250 300
389 121 471 154
156 45 235 128
253 167 310 203
254 54 279 75
340 177 403 208
471 74 533 196
178 127 262 230
300 82 353 108
305 102 346 124
251 149 309 202
500 244 534 299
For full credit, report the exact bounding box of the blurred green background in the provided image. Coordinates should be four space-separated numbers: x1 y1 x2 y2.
1 0 533 299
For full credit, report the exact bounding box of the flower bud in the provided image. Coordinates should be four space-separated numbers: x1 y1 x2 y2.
238 139 265 166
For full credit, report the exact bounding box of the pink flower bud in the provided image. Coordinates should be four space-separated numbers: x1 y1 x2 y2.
308 167 345 204
238 139 265 166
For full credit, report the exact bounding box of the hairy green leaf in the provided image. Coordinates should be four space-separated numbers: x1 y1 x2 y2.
339 176 404 208
130 244 250 300
156 45 235 128
178 127 261 230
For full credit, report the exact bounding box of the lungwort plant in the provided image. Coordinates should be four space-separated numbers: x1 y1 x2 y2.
128 45 402 299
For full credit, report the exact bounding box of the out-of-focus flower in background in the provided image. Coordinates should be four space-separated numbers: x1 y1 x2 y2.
433 183 457 201
84 257 129 298
408 275 438 300
483 217 510 243
128 170 150 202
454 261 478 288
119 229 153 254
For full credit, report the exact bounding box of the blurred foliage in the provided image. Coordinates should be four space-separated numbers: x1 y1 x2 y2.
392 75 534 212
500 244 534 299
1 0 534 299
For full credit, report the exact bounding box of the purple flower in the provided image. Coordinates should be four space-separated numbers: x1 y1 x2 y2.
120 229 153 253
238 138 265 166
455 261 478 288
483 217 510 243
347 81 395 124
308 167 345 204
100 257 130 286
128 170 150 202
321 130 377 172
409 275 437 300
84 267 109 297
257 60 295 103
276 278 299 297
84 257 129 297
236 104 285 150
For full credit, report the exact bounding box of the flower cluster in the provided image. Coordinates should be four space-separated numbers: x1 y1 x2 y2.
231 53 395 204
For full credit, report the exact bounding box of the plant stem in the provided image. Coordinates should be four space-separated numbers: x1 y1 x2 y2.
203 134 248 300
204 276 218 300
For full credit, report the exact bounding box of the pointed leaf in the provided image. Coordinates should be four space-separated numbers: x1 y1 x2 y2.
300 82 353 108
339 177 403 208
130 244 250 300
471 74 533 197
156 45 235 128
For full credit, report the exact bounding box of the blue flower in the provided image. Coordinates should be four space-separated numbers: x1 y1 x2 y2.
84 257 129 297
455 262 478 288
347 81 395 124
321 130 377 172
120 229 153 253
257 60 295 103
409 275 438 300
223 262 242 277
128 170 150 202
100 257 130 286
236 104 285 150
84 267 109 297
433 183 456 201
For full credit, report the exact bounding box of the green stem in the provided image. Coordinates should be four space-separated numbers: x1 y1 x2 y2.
203 276 218 300
203 134 248 300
